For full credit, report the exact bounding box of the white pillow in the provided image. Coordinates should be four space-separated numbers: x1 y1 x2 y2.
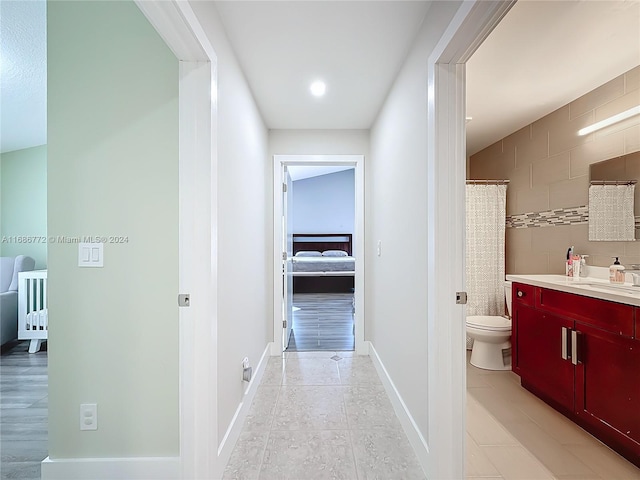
295 251 322 257
322 250 348 257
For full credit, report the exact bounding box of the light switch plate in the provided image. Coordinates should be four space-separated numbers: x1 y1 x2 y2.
79 243 104 267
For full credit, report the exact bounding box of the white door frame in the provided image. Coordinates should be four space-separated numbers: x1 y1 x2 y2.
425 1 515 478
134 2 220 478
272 155 366 356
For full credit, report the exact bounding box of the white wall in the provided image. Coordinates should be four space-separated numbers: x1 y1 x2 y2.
47 0 179 458
292 169 355 237
367 1 461 439
189 1 270 446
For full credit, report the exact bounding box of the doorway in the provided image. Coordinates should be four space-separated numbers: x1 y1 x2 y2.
273 154 365 355
285 165 356 351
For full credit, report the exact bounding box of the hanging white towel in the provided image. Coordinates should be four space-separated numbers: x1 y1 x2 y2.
588 184 635 241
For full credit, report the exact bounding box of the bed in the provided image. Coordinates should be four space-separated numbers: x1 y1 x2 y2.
291 234 355 293
18 270 48 353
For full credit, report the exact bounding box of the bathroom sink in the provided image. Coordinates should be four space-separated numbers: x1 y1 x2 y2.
572 282 640 296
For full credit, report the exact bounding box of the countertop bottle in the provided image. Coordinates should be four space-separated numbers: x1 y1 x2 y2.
609 257 625 284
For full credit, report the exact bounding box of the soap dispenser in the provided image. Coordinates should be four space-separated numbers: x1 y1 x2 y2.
579 255 589 277
609 257 625 284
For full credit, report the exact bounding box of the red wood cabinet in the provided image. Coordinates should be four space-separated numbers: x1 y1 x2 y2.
512 282 640 467
514 304 574 413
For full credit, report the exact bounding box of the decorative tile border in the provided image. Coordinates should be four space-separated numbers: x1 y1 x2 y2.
507 206 589 228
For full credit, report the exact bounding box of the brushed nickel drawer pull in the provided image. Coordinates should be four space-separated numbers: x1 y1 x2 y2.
571 330 580 365
561 327 568 360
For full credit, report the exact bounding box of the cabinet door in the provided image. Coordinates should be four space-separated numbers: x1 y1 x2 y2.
515 304 574 413
575 323 640 459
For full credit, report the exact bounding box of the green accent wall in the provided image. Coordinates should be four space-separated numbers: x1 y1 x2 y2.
0 145 48 268
47 0 178 459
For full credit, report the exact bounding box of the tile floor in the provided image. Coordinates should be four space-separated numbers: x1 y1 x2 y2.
224 351 640 480
467 355 640 480
222 351 425 480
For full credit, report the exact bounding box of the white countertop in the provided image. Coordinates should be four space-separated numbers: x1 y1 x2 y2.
506 273 640 307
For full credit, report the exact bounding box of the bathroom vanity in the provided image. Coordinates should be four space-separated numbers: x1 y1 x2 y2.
507 274 640 467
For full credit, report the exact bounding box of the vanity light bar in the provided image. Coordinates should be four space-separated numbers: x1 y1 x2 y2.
578 105 640 136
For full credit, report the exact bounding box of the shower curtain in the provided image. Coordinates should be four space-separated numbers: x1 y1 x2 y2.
466 184 507 347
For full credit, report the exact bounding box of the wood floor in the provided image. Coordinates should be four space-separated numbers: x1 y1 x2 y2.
0 340 48 480
287 293 355 352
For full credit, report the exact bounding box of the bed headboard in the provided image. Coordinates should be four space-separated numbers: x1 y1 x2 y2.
292 233 352 256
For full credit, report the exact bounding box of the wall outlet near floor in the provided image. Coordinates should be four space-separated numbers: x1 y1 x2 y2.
242 357 252 382
80 403 98 431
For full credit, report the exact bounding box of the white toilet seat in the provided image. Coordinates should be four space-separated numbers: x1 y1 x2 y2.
466 315 511 332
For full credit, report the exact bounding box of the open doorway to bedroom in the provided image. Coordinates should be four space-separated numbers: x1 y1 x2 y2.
273 155 365 354
287 166 355 351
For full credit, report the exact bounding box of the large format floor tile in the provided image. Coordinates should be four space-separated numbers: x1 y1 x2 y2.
224 352 424 480
467 351 640 479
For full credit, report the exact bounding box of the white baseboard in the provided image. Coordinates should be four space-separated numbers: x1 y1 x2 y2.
368 342 430 472
214 342 273 478
41 456 180 480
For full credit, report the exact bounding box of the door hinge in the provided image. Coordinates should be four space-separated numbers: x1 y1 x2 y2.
282 182 287 193
282 251 287 260
178 294 190 307
283 320 287 328
456 291 467 305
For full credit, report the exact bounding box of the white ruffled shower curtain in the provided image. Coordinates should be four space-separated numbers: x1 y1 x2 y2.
466 184 507 348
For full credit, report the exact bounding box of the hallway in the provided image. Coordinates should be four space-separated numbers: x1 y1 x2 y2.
222 351 424 479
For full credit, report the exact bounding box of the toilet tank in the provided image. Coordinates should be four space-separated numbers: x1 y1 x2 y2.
504 280 513 317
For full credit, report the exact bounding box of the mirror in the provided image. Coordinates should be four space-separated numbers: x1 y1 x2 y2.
589 151 640 241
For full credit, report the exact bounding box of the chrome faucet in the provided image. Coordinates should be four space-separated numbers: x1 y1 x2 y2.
627 264 640 286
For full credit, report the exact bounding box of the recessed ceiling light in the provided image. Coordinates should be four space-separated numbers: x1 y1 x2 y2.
310 81 326 97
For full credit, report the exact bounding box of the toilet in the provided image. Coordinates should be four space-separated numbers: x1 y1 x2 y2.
466 281 513 371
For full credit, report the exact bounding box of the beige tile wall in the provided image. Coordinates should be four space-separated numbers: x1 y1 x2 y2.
469 66 640 273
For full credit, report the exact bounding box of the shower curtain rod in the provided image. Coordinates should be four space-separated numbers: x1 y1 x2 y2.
466 179 510 185
589 180 637 185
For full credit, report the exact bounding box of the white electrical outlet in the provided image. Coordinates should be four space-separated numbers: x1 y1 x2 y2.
242 357 252 382
80 403 98 431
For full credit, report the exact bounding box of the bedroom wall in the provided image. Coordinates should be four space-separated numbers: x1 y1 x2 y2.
367 0 461 444
0 145 47 268
189 0 270 447
292 169 355 238
47 0 179 459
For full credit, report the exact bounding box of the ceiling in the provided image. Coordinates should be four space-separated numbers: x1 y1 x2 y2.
214 0 432 130
1 1 639 157
466 0 640 156
0 0 47 154
288 165 354 182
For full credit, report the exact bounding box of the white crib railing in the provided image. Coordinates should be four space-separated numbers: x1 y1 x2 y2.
18 270 48 353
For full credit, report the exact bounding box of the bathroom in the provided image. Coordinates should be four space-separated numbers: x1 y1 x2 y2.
465 65 640 476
